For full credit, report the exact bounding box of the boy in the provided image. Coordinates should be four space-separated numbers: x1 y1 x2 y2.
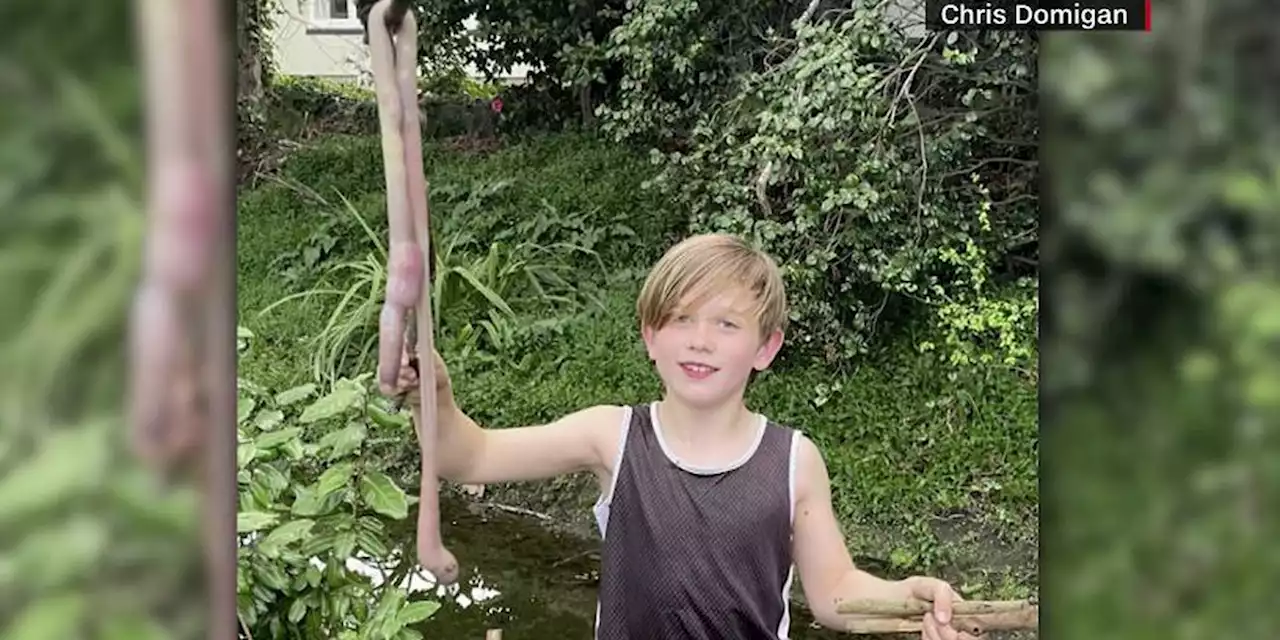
389 234 981 640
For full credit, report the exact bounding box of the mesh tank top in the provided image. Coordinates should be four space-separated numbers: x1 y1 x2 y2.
592 403 801 639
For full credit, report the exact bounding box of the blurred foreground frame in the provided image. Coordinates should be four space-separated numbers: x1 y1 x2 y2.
1041 0 1280 637
0 0 230 638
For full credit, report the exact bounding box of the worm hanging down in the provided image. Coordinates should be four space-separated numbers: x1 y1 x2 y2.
367 0 460 586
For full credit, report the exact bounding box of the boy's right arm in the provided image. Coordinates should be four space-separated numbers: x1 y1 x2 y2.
398 350 621 485
424 402 622 485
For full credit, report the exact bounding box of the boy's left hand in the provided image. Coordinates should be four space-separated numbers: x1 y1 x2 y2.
909 576 986 640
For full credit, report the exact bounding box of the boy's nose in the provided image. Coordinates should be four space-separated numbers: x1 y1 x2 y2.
686 322 714 351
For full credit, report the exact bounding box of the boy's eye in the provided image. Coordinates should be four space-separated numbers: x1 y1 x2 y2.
720 320 739 329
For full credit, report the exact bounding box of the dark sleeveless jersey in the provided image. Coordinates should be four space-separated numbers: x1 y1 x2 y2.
592 403 801 640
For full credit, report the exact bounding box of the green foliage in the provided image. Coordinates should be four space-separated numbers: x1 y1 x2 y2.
419 71 501 100
238 134 679 390
605 7 1036 370
254 175 626 382
597 0 796 142
237 330 441 639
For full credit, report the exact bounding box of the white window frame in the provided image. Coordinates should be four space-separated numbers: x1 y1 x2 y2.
307 0 364 34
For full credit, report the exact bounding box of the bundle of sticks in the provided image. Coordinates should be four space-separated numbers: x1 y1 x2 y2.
838 598 1039 635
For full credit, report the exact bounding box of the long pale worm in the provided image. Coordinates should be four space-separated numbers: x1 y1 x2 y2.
367 0 459 586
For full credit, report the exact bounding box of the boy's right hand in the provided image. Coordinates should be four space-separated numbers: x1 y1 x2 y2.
384 348 454 410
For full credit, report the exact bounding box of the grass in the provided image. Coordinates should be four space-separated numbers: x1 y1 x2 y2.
236 131 1039 600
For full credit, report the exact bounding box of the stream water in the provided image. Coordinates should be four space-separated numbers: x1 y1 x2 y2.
361 493 852 639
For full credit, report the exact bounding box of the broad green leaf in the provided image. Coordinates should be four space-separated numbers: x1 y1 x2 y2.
254 409 286 431
288 597 308 623
355 528 390 558
300 531 337 557
359 471 409 519
255 427 302 450
239 486 262 511
299 384 364 424
238 396 257 424
319 422 367 459
238 510 278 533
315 461 355 499
396 601 441 625
305 564 323 587
366 587 407 638
397 630 424 640
237 441 258 469
275 383 317 406
333 531 357 559
367 404 409 430
291 486 327 517
333 591 353 621
254 560 290 591
257 464 290 500
258 519 315 557
281 438 305 460
249 474 274 508
4 593 84 639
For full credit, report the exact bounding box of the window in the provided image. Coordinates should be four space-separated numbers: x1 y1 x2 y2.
309 0 362 33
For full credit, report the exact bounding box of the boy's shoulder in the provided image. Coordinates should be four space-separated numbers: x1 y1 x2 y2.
758 412 804 439
756 414 825 467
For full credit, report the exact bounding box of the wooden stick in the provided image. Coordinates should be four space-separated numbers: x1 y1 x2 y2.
484 631 502 640
846 610 1036 634
837 598 1034 617
839 599 1038 635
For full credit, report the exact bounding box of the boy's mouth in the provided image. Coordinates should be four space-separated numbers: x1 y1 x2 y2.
678 362 718 380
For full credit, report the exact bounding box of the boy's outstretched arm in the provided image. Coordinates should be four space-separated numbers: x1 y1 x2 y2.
396 350 620 486
791 435 979 640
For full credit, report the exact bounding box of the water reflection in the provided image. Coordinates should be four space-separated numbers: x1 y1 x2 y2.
326 551 504 609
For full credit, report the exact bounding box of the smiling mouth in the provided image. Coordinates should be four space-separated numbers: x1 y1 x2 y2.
679 362 719 377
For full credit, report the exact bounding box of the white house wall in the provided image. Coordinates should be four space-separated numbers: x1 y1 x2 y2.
272 3 369 82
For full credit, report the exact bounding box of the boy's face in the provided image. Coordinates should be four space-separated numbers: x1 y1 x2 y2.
641 287 783 409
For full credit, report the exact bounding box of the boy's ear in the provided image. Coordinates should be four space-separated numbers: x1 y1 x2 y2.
753 329 785 371
641 324 657 360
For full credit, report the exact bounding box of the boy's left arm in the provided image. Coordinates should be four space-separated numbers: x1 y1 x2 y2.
791 434 980 640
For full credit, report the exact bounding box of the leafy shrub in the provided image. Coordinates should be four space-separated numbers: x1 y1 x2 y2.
600 3 1038 372
237 328 442 639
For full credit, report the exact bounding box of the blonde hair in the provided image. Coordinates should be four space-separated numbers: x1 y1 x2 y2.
637 234 788 339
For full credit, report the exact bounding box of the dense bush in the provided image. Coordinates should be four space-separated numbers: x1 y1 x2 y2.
602 6 1037 371
237 333 445 639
